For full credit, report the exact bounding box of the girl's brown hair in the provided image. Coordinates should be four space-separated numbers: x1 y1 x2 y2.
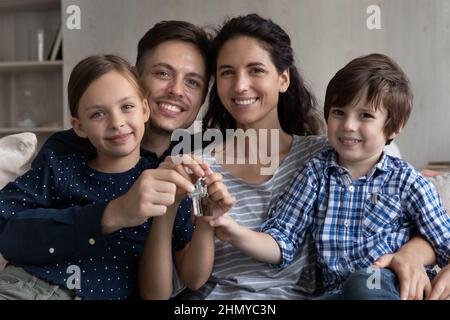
68 54 146 117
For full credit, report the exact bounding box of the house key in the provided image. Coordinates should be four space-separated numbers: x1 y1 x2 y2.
188 176 211 217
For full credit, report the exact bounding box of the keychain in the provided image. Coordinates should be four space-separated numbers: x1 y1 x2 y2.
188 176 211 217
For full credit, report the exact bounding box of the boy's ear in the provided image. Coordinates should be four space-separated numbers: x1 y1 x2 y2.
71 117 88 138
387 127 402 141
279 68 290 93
142 99 150 123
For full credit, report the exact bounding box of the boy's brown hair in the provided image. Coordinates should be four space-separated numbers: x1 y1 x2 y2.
324 53 413 144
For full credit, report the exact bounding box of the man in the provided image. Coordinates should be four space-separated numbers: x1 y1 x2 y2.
0 21 212 299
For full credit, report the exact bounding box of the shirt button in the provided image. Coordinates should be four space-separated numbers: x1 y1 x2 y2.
49 248 55 254
348 185 355 192
344 220 350 227
88 238 96 245
350 267 356 273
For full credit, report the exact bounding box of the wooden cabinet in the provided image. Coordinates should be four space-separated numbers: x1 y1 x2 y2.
0 0 63 136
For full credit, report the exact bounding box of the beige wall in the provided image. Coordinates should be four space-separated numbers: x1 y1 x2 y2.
62 0 450 169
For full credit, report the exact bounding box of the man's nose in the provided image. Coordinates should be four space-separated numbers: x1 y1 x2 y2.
168 76 184 97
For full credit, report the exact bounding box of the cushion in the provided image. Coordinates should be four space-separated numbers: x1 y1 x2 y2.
0 132 38 272
427 173 450 215
0 132 37 189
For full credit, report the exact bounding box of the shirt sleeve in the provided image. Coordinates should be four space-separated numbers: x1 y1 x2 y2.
406 174 450 267
0 159 107 265
260 161 319 268
172 197 195 251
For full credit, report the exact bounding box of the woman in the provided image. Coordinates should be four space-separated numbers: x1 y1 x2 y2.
141 14 442 300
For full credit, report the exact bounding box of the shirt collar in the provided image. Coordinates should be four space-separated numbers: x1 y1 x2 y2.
323 149 395 181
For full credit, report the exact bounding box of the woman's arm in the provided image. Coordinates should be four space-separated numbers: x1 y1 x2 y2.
139 204 178 300
174 171 236 290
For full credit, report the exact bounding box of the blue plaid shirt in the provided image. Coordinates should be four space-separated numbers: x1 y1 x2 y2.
262 148 450 292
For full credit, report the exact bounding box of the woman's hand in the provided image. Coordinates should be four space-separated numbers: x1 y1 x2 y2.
160 154 210 203
427 265 450 300
202 172 236 220
374 252 432 300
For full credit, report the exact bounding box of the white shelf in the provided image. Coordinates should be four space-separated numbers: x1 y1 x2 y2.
0 127 63 133
0 61 62 72
0 0 60 12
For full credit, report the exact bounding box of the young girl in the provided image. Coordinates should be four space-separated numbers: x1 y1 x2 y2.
0 54 233 299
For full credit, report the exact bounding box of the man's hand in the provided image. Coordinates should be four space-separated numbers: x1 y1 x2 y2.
374 252 432 300
101 168 195 234
427 264 450 300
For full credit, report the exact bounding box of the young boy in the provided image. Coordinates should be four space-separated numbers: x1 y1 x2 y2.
218 53 450 299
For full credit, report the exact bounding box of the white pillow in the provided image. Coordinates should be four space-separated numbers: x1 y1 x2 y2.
0 132 37 272
0 132 37 189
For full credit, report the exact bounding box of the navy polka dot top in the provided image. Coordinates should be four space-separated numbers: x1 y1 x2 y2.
0 152 193 299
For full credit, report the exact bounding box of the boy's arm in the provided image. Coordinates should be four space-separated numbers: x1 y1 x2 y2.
210 214 282 264
212 163 318 267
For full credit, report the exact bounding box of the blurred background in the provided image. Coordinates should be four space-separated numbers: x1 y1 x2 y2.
1 0 449 170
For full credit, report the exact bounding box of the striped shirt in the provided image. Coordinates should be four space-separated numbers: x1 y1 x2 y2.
262 148 450 292
176 135 328 299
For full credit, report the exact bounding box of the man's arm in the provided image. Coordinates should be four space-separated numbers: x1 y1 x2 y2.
32 129 94 166
0 158 106 264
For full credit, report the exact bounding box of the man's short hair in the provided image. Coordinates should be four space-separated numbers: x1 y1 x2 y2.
135 20 212 82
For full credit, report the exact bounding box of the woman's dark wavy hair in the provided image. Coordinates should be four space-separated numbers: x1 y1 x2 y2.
203 13 324 136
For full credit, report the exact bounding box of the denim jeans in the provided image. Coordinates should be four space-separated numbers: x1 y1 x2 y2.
0 265 76 300
316 267 400 300
342 267 400 300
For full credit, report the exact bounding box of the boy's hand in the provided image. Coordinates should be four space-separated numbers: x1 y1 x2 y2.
427 264 450 300
209 213 241 243
374 252 431 300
